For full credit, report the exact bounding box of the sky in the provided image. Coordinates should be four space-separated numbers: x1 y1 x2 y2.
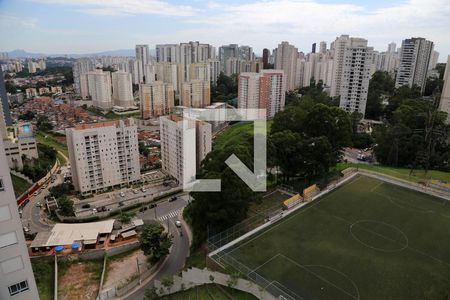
0 0 449 61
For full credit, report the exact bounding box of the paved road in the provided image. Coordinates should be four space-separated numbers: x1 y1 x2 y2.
125 195 191 300
20 169 65 233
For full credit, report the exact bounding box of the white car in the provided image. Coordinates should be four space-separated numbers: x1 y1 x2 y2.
175 220 182 228
120 192 125 197
141 188 147 193
133 189 139 194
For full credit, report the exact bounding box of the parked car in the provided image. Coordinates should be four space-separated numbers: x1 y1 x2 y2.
118 202 124 207
23 227 30 233
169 196 177 202
92 208 97 213
163 181 169 187
120 192 125 197
141 187 147 193
175 220 182 228
35 202 42 208
81 204 91 209
149 203 157 209
133 189 139 194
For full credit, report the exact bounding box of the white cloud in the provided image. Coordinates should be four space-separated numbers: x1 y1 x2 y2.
182 0 450 56
0 14 37 28
31 0 197 17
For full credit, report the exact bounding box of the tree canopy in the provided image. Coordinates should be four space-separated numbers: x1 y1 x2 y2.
139 224 172 264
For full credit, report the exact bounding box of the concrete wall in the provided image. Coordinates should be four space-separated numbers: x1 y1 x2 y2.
154 268 276 300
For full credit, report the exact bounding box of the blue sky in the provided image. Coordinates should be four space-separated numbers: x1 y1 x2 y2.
0 0 449 61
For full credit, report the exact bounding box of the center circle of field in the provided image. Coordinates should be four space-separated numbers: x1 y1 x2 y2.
349 220 409 252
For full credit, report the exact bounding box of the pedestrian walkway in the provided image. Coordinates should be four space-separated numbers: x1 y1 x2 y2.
158 208 183 221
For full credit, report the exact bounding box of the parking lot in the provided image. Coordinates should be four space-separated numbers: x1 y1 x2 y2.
73 179 178 217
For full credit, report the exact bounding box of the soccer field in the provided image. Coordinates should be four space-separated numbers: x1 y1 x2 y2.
218 175 450 300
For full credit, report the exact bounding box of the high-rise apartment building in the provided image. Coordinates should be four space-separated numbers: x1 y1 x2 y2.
73 58 95 94
208 59 221 84
38 59 46 70
154 62 181 93
181 80 211 108
140 81 174 119
275 42 299 91
85 70 113 110
111 71 134 108
238 70 286 118
388 42 397 53
337 37 373 117
27 60 36 74
160 115 211 185
439 55 450 124
66 119 140 195
135 44 150 84
319 41 327 54
0 124 39 299
428 50 440 71
0 69 12 126
262 48 270 68
188 62 210 82
395 37 434 93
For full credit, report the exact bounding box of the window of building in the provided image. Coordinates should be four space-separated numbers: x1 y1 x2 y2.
0 205 12 222
1 256 24 274
8 280 29 296
0 231 18 249
0 177 4 191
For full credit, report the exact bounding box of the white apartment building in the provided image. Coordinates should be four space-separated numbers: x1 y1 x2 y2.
0 137 39 300
160 114 211 185
3 123 39 170
181 80 211 108
428 50 440 71
238 70 286 118
140 81 174 119
27 60 36 74
338 37 373 117
275 42 299 91
439 55 450 124
85 70 113 110
395 37 434 93
208 59 221 84
156 42 215 82
111 71 134 108
188 62 210 82
73 58 95 94
38 59 46 70
135 44 150 84
330 35 350 97
154 62 181 93
66 119 140 195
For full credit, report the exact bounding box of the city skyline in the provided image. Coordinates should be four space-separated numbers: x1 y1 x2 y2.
0 0 449 61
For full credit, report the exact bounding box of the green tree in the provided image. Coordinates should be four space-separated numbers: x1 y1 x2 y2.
36 116 54 132
139 224 172 264
118 211 134 224
58 196 74 216
365 71 395 120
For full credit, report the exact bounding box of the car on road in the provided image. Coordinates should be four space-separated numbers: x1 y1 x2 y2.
175 220 182 228
23 226 30 233
35 202 42 208
169 196 177 202
141 187 147 193
120 192 125 197
33 191 39 196
149 203 157 209
92 208 97 213
139 206 148 212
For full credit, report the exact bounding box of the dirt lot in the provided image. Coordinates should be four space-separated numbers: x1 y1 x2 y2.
58 260 102 300
104 249 148 289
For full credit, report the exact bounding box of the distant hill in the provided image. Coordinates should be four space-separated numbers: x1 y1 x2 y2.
4 48 156 58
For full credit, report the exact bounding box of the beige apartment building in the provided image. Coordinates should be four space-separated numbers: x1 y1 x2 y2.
66 119 140 195
140 81 175 119
180 80 211 108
